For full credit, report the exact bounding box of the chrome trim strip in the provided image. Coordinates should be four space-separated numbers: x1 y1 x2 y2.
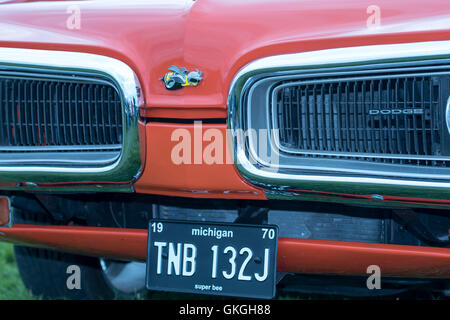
0 145 122 152
446 95 450 135
228 40 450 204
0 152 120 165
234 41 450 77
0 48 143 192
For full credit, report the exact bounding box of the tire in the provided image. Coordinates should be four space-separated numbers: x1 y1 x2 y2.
13 209 146 300
14 246 116 299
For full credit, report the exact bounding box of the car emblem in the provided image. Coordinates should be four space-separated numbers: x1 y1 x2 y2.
368 108 424 115
160 66 203 90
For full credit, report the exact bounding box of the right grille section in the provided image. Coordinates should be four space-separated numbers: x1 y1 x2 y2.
274 75 444 166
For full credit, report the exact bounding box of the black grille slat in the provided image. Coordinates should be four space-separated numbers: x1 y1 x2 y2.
74 83 81 145
17 81 23 146
361 81 368 153
49 82 55 146
106 87 113 145
403 79 410 155
337 83 342 151
0 80 5 143
320 84 326 151
386 79 393 155
61 83 67 145
0 77 122 151
287 87 293 145
113 87 121 145
23 81 30 146
421 79 427 156
11 80 17 146
87 84 93 145
81 84 87 145
328 84 335 150
95 88 103 143
303 86 310 148
344 83 350 152
352 82 357 154
5 81 11 144
275 74 444 166
429 79 436 157
295 85 302 148
36 82 42 146
54 83 61 145
42 82 49 145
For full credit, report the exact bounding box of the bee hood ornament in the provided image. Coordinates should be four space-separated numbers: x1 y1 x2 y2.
160 66 203 90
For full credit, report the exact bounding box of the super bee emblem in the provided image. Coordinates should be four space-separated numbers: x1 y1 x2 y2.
160 66 203 90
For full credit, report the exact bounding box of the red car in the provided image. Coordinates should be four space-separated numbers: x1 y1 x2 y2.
0 0 449 299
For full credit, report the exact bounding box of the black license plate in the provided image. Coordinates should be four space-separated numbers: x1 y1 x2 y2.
146 220 278 299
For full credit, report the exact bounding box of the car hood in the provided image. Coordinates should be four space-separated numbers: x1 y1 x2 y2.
0 0 449 115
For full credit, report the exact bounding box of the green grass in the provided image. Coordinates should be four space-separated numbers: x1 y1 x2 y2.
0 242 35 300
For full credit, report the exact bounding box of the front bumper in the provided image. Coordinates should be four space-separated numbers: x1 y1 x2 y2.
1 223 449 278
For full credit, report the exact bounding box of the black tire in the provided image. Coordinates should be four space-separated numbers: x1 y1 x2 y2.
13 209 136 300
14 246 116 299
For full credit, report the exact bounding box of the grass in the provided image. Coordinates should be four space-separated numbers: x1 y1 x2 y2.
0 242 35 300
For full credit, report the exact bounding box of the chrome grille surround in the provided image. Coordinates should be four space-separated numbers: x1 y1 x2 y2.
0 48 142 192
228 41 450 206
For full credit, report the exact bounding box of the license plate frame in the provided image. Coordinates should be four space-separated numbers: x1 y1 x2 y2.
145 219 278 299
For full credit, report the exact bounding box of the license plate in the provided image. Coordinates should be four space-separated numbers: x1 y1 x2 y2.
146 220 278 299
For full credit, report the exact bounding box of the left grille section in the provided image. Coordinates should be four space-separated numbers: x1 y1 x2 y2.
0 77 122 152
0 47 141 190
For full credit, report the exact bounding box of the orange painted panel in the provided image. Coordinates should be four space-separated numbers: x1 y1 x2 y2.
134 122 265 199
0 197 10 226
